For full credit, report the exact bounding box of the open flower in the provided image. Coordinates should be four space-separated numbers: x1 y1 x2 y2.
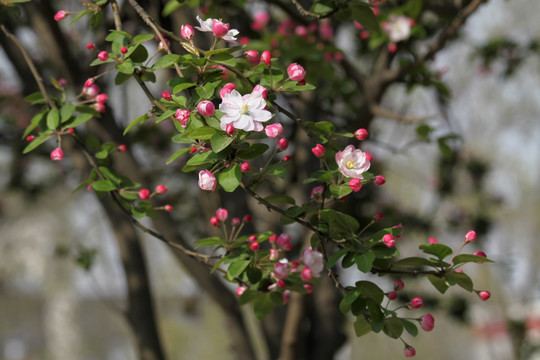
219 90 272 131
382 15 414 43
195 16 239 43
198 170 216 191
302 248 324 277
335 145 371 179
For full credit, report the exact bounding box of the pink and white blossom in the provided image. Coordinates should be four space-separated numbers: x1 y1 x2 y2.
287 63 306 81
382 15 414 43
175 109 190 128
50 148 64 161
198 170 216 191
420 313 435 331
195 16 239 43
265 123 283 138
274 259 289 279
302 248 324 277
197 100 215 117
219 90 272 132
335 145 371 179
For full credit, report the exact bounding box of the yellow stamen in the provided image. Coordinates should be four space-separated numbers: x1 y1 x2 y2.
346 160 355 169
241 104 249 114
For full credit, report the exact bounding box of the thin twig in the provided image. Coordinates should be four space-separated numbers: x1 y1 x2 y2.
1 25 56 109
370 104 433 123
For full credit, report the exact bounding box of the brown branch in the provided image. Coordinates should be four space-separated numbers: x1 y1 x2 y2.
370 104 433 123
1 25 55 109
278 292 305 360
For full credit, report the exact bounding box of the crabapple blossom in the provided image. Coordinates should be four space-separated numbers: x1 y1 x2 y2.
243 215 252 223
283 155 291 161
251 11 270 31
261 50 272 65
163 205 173 212
198 170 216 191
250 241 260 251
410 297 423 309
215 208 228 221
210 216 219 227
302 248 324 277
97 51 108 61
175 109 190 128
277 138 289 151
220 83 236 99
181 24 194 41
26 135 34 142
54 10 68 21
394 279 405 291
139 189 150 200
50 148 64 161
57 78 67 87
265 123 283 138
474 250 487 263
269 249 279 261
96 94 108 103
282 290 291 303
83 83 100 98
226 124 235 136
382 234 395 247
311 144 325 157
240 162 251 172
477 290 491 301
219 90 272 131
212 19 230 37
387 291 398 300
354 128 368 140
465 230 477 243
304 284 313 294
274 260 289 279
155 184 168 194
348 178 362 192
93 102 105 113
86 43 95 50
231 218 240 226
287 63 306 81
277 279 286 289
420 313 435 331
335 145 371 179
120 46 128 54
195 16 239 43
382 15 414 43
373 213 383 221
245 50 260 66
301 268 313 282
117 144 127 152
374 175 386 186
277 233 291 248
197 100 215 116
404 345 416 357
428 237 438 244
235 286 247 296
311 186 324 201
252 84 268 99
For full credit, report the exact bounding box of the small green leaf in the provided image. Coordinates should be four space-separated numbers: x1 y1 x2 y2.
383 317 404 339
194 237 222 249
452 254 494 265
419 243 454 260
124 113 148 135
446 271 474 292
23 111 46 138
237 143 269 160
133 33 155 43
129 45 149 63
91 180 117 192
60 104 75 123
393 257 437 267
166 148 190 165
356 281 384 304
115 72 132 85
354 316 372 337
264 195 296 205
355 252 375 273
427 274 449 294
153 54 182 69
326 248 348 269
156 110 175 124
218 164 242 192
116 60 134 74
319 209 359 239
211 133 233 153
46 108 60 130
22 133 52 154
66 113 93 128
210 53 236 67
187 126 218 140
329 184 352 198
24 92 45 105
401 319 419 337
343 288 362 304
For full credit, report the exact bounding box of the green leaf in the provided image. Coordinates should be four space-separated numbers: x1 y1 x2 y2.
182 150 220 172
355 252 375 273
194 237 222 249
341 253 356 268
326 248 348 269
354 316 372 337
228 258 251 278
384 317 404 339
339 298 351 314
419 243 453 260
285 205 307 218
187 126 218 140
133 33 155 43
116 60 134 74
343 287 362 304
401 319 419 337
124 113 148 135
329 184 352 198
237 143 269 160
356 281 384 304
371 244 400 259
210 53 237 67
46 108 60 130
452 254 494 265
246 266 262 283
129 45 149 63
210 132 234 153
173 82 197 93
91 180 117 192
22 133 52 154
153 54 182 69
90 11 103 29
319 209 359 239
311 1 334 15
66 113 93 128
264 195 296 205
253 292 282 320
446 271 474 292
428 274 449 294
218 164 242 192
60 104 75 123
24 92 45 105
23 111 46 138
166 148 190 165
70 9 92 24
416 124 432 141
393 257 437 267
105 30 132 42
115 72 132 85
99 166 122 184
350 2 379 31
156 110 175 124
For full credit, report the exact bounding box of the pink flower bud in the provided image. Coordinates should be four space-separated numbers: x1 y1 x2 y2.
373 213 383 221
155 184 168 194
374 175 386 186
277 137 289 152
97 51 109 61
226 124 235 136
394 279 405 291
163 205 173 212
189 147 197 153
84 78 95 88
158 39 170 51
364 152 373 162
404 345 416 357
216 208 228 221
474 250 487 263
117 144 127 152
274 261 289 279
382 234 395 248
261 50 272 65
349 178 362 192
360 30 370 40
387 291 398 300
240 162 251 172
283 155 291 161
139 189 150 200
251 11 270 31
311 144 325 158
388 43 397 53
311 186 324 201
277 233 291 248
220 83 236 99
175 109 190 128
277 279 286 289
228 218 238 227
428 237 438 244
86 43 96 50
465 230 477 243
250 241 260 251
269 249 279 261
235 286 247 296
304 284 313 294
93 102 106 113
212 19 230 37
120 46 128 54
252 84 268 99
409 297 423 309
210 216 219 227
26 135 35 142
57 78 67 87
181 24 194 41
287 63 306 81
354 128 368 140
54 10 68 21
245 50 260 66
198 170 216 191
50 148 64 161
96 93 108 103
161 91 172 101
283 242 293 251
420 313 435 331
269 234 277 243
477 290 491 301
197 100 215 117
301 268 313 282
243 215 252 223
265 123 283 138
